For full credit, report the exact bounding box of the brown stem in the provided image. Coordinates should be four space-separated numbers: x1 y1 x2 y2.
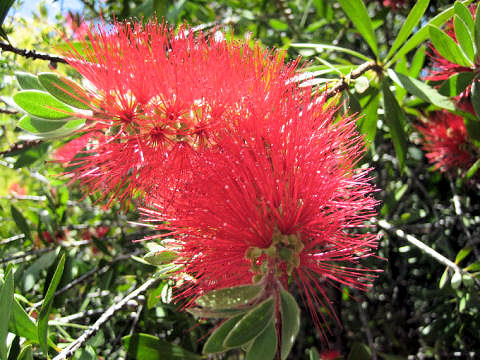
325 61 383 100
0 42 67 64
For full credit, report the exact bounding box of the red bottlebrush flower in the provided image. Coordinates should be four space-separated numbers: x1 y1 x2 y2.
142 87 380 336
416 110 478 174
424 5 478 99
382 0 408 11
320 349 342 360
53 134 91 163
58 21 297 205
8 182 27 196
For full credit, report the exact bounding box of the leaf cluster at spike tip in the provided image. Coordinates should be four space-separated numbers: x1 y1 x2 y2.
55 20 381 342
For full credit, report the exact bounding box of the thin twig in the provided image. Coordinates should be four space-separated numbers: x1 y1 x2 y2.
0 42 67 64
52 277 159 360
378 220 480 288
0 108 18 114
325 61 383 99
30 250 141 309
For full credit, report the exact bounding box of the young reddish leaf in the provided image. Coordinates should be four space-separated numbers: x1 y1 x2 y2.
223 297 275 348
280 289 300 360
246 319 277 360
202 314 244 354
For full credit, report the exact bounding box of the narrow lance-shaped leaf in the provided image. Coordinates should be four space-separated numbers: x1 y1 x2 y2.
455 1 475 33
0 271 14 360
438 72 476 97
409 45 426 78
471 78 480 118
385 0 429 61
224 297 275 348
381 81 408 171
337 0 378 57
38 253 66 354
203 314 244 354
454 15 475 62
13 90 73 121
429 25 473 67
15 72 45 91
388 0 474 65
18 115 68 134
475 5 480 54
280 289 300 360
38 73 91 110
10 205 31 241
195 284 262 309
9 298 38 343
17 344 34 360
246 319 277 360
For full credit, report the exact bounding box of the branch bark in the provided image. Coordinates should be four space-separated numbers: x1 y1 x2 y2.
0 42 67 64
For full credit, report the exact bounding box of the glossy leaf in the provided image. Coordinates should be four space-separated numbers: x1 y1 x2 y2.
292 43 371 62
13 91 73 120
471 79 480 118
358 91 380 142
454 16 475 62
10 205 31 241
123 333 203 359
195 284 262 309
38 253 65 354
187 307 247 319
385 0 429 61
224 297 275 348
455 247 472 264
17 344 33 360
203 314 244 354
388 1 473 65
464 116 480 142
439 268 449 289
0 271 14 360
38 73 91 110
144 250 178 266
246 319 277 360
409 45 426 78
15 72 45 91
387 69 455 110
475 5 480 54
18 115 67 134
438 71 475 97
9 298 38 343
0 0 14 41
465 158 480 180
382 82 408 171
455 1 475 33
337 0 378 57
429 25 473 67
280 289 300 360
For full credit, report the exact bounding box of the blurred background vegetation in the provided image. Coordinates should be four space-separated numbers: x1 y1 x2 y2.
1 0 480 359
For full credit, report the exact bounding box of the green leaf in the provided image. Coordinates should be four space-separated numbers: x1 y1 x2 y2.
203 314 244 354
451 270 462 289
9 298 38 343
224 297 275 348
388 1 474 65
23 250 58 292
38 73 90 110
358 91 379 142
475 5 480 55
269 19 288 31
455 1 475 33
144 250 178 266
123 333 203 359
292 43 371 62
0 271 14 360
38 253 66 354
347 342 371 360
387 69 455 111
465 158 480 180
13 142 49 169
307 347 320 360
13 91 73 120
409 45 426 78
187 307 248 319
471 79 480 118
429 25 473 67
280 289 300 360
18 115 68 133
381 82 408 171
454 16 475 62
15 72 45 91
438 71 475 97
195 284 262 309
385 0 429 61
10 205 31 241
245 319 277 360
439 268 449 289
465 261 480 271
464 116 480 142
456 247 472 264
17 344 33 360
0 0 15 41
337 0 378 57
